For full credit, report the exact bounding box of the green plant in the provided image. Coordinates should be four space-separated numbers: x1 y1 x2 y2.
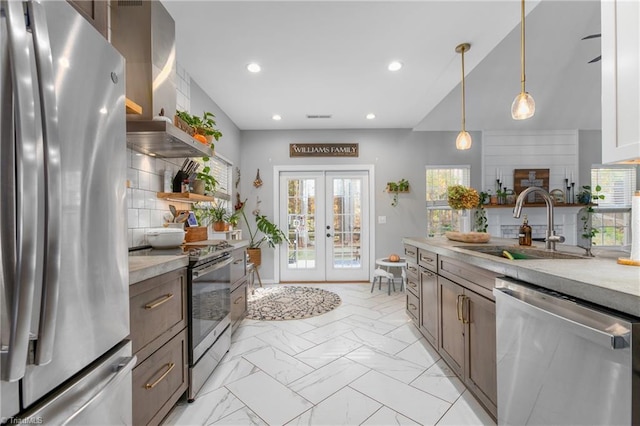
386 178 410 206
175 110 223 148
474 192 488 232
579 185 605 243
196 157 218 194
238 202 288 249
227 210 240 228
210 205 228 223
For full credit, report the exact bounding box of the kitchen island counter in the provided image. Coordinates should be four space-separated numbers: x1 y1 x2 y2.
129 255 189 285
403 236 640 317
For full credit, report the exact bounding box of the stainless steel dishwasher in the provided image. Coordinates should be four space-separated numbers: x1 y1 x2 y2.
494 277 639 425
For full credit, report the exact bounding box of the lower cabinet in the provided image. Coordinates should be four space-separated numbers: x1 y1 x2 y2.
132 329 188 426
129 268 188 426
230 277 248 333
419 268 438 348
405 244 497 420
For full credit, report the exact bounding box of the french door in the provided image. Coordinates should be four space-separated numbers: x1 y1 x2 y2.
279 170 370 282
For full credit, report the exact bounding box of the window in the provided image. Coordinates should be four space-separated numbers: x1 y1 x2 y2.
589 165 637 247
426 166 470 236
210 155 233 196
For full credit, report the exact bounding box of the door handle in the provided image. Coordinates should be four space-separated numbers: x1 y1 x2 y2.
326 233 331 238
326 226 330 230
456 294 463 322
1 0 40 382
29 0 62 366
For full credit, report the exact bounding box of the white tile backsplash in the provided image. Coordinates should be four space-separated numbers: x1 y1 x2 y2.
126 148 191 248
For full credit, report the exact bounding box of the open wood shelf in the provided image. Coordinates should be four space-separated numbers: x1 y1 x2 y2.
483 203 589 208
125 98 142 115
156 192 215 203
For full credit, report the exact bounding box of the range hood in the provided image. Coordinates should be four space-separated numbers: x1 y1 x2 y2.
111 1 211 158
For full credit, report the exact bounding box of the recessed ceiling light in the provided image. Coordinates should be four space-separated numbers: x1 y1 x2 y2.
366 113 376 120
247 63 261 73
388 61 403 71
272 114 282 121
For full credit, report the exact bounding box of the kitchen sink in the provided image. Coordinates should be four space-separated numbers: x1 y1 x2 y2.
456 245 589 260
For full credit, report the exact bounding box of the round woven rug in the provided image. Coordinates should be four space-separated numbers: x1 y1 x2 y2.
247 286 342 321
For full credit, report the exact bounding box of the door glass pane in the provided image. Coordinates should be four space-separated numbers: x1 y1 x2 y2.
286 178 316 269
332 178 361 269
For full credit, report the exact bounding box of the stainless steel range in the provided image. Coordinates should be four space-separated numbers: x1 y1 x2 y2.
131 240 235 401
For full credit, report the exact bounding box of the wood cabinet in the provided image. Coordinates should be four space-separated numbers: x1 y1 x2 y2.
419 267 438 348
230 248 248 333
601 0 640 163
66 0 107 38
403 243 497 420
129 268 188 426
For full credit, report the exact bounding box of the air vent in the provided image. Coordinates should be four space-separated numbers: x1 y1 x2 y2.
306 114 332 119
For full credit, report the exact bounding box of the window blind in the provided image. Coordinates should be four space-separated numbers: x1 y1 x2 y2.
590 165 637 208
425 166 471 207
210 155 232 195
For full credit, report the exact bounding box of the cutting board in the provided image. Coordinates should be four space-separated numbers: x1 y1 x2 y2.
445 231 491 243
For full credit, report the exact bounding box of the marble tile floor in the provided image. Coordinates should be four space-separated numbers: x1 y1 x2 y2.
164 283 496 426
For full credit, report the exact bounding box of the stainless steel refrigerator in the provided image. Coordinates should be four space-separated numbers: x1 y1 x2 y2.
1 1 134 423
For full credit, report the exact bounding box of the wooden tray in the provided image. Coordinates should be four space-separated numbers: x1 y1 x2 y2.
445 231 491 243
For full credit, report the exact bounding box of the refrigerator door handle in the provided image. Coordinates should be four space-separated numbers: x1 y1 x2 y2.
27 0 61 366
1 0 40 382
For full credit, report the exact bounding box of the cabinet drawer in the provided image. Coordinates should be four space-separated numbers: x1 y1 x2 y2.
438 256 497 300
406 291 419 323
406 261 419 282
230 278 248 334
130 269 187 356
418 248 438 272
133 329 188 426
406 273 419 298
403 244 418 263
231 248 247 285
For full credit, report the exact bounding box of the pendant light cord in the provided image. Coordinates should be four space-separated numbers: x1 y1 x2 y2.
520 0 526 93
461 46 466 132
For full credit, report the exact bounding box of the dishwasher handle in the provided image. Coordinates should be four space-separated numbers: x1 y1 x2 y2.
494 281 631 351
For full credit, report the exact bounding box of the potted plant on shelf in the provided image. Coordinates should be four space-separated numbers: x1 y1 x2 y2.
194 157 218 195
386 178 410 207
210 205 228 232
474 191 489 233
577 185 605 256
175 110 223 148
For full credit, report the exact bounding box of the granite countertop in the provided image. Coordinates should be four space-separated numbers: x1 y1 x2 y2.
403 236 640 317
128 239 250 285
129 255 189 285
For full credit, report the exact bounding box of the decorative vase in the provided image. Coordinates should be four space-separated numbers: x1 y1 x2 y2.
192 179 205 195
458 209 471 233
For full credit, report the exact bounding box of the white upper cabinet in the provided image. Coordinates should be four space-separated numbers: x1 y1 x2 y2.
601 0 640 164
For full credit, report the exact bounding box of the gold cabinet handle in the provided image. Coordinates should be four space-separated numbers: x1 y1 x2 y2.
408 266 418 274
144 293 174 310
145 362 175 390
406 249 416 256
233 296 243 305
456 294 463 321
462 296 470 324
408 281 417 288
408 303 417 311
421 256 434 263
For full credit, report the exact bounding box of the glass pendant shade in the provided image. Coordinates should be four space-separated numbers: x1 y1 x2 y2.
511 91 535 120
456 131 472 150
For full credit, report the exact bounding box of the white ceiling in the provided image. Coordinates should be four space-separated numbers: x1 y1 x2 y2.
162 0 601 131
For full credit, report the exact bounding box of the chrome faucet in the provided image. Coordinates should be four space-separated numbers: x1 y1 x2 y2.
513 187 565 251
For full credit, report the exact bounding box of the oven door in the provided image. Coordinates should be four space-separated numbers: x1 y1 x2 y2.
190 255 233 364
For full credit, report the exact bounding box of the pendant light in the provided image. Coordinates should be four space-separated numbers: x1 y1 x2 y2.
511 0 535 120
455 43 472 150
